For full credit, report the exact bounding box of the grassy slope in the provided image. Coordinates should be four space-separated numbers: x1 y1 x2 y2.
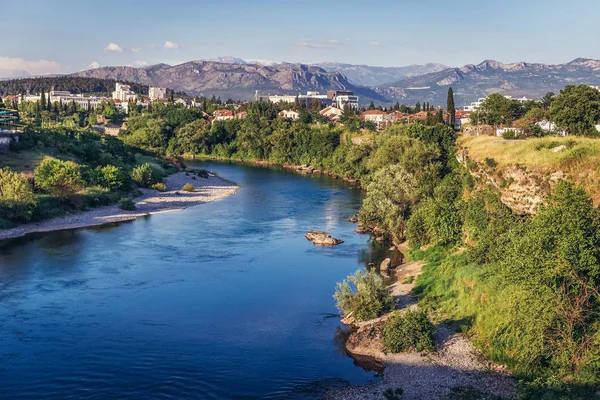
459 135 600 204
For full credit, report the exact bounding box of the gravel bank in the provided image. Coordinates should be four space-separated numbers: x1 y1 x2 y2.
325 244 516 400
0 171 238 241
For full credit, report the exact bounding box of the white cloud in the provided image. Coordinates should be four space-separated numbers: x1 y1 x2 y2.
134 60 148 67
296 39 345 49
164 41 180 49
88 61 100 69
104 42 124 53
370 41 380 46
0 57 62 78
131 47 141 53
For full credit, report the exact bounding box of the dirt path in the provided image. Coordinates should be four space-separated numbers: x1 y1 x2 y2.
324 244 515 400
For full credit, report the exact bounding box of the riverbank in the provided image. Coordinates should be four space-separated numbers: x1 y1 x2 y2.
325 245 515 400
0 171 238 241
187 155 361 186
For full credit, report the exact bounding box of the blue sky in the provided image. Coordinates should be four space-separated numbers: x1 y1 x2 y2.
2 0 600 76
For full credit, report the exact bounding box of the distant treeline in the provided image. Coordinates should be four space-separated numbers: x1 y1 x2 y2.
0 76 149 96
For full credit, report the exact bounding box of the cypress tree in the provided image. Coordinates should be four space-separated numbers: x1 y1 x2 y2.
415 101 421 113
447 87 456 128
437 109 444 123
40 88 46 109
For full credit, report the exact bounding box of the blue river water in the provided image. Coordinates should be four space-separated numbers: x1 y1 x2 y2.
0 161 389 399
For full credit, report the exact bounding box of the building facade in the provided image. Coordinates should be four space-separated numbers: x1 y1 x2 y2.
149 87 167 101
112 83 137 102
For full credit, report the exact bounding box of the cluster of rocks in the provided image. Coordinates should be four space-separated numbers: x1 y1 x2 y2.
286 164 359 184
304 230 344 246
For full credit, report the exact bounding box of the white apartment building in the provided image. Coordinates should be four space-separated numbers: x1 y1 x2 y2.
149 87 167 101
463 95 531 111
268 91 328 104
334 94 359 110
112 83 137 102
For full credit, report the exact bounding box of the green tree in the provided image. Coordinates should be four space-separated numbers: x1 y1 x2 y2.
549 85 600 135
34 157 83 200
167 119 211 157
0 168 37 221
447 87 456 128
131 163 156 188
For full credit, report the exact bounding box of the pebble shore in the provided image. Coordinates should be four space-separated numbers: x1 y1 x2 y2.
0 171 238 241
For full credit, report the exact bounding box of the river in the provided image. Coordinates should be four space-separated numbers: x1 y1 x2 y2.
0 161 389 399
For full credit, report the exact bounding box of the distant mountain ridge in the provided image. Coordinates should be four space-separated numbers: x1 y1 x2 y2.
314 62 448 86
72 60 385 102
376 58 600 105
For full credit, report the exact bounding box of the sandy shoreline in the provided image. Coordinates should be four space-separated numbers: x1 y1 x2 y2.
0 171 238 241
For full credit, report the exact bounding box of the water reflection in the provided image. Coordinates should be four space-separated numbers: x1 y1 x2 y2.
0 160 390 399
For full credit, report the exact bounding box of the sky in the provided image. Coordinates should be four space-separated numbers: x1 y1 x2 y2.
2 0 600 77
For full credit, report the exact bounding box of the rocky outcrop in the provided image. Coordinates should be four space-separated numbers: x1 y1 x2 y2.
457 148 567 215
345 317 388 360
304 230 343 246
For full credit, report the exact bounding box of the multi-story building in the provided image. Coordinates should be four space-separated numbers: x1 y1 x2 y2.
463 95 531 111
149 87 167 101
327 90 359 110
112 83 137 102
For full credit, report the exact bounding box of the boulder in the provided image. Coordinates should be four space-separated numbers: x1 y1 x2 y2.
380 258 392 271
348 215 359 223
305 230 343 246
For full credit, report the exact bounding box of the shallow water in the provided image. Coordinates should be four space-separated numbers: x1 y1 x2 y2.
0 161 388 399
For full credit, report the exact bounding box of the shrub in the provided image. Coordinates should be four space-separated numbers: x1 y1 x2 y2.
0 168 37 221
131 163 155 188
96 165 125 191
34 157 83 200
484 157 497 168
152 182 167 192
333 270 395 321
382 309 436 353
181 183 195 192
383 387 404 400
117 197 135 211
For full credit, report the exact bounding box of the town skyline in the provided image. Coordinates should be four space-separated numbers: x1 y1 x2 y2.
2 0 600 78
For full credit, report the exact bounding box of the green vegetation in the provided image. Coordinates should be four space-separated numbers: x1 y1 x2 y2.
382 309 436 353
550 85 600 135
152 182 167 192
0 126 170 227
383 387 404 400
181 183 195 192
117 197 136 211
333 270 395 321
131 163 156 188
0 168 36 221
34 157 84 200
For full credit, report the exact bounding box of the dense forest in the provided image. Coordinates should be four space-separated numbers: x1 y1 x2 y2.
0 76 149 96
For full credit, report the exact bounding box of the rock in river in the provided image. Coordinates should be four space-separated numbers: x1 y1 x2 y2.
304 230 343 246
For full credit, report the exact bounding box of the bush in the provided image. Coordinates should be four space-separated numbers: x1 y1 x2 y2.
0 168 37 221
484 157 497 168
131 163 155 188
34 157 83 200
181 183 195 192
95 165 125 191
117 197 135 211
382 308 436 353
333 270 395 321
152 182 167 192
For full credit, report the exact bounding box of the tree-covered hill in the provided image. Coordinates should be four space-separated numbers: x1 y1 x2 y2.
0 76 149 96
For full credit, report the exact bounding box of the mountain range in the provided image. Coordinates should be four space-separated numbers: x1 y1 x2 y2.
376 58 600 105
72 61 385 101
314 62 448 86
68 58 600 106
